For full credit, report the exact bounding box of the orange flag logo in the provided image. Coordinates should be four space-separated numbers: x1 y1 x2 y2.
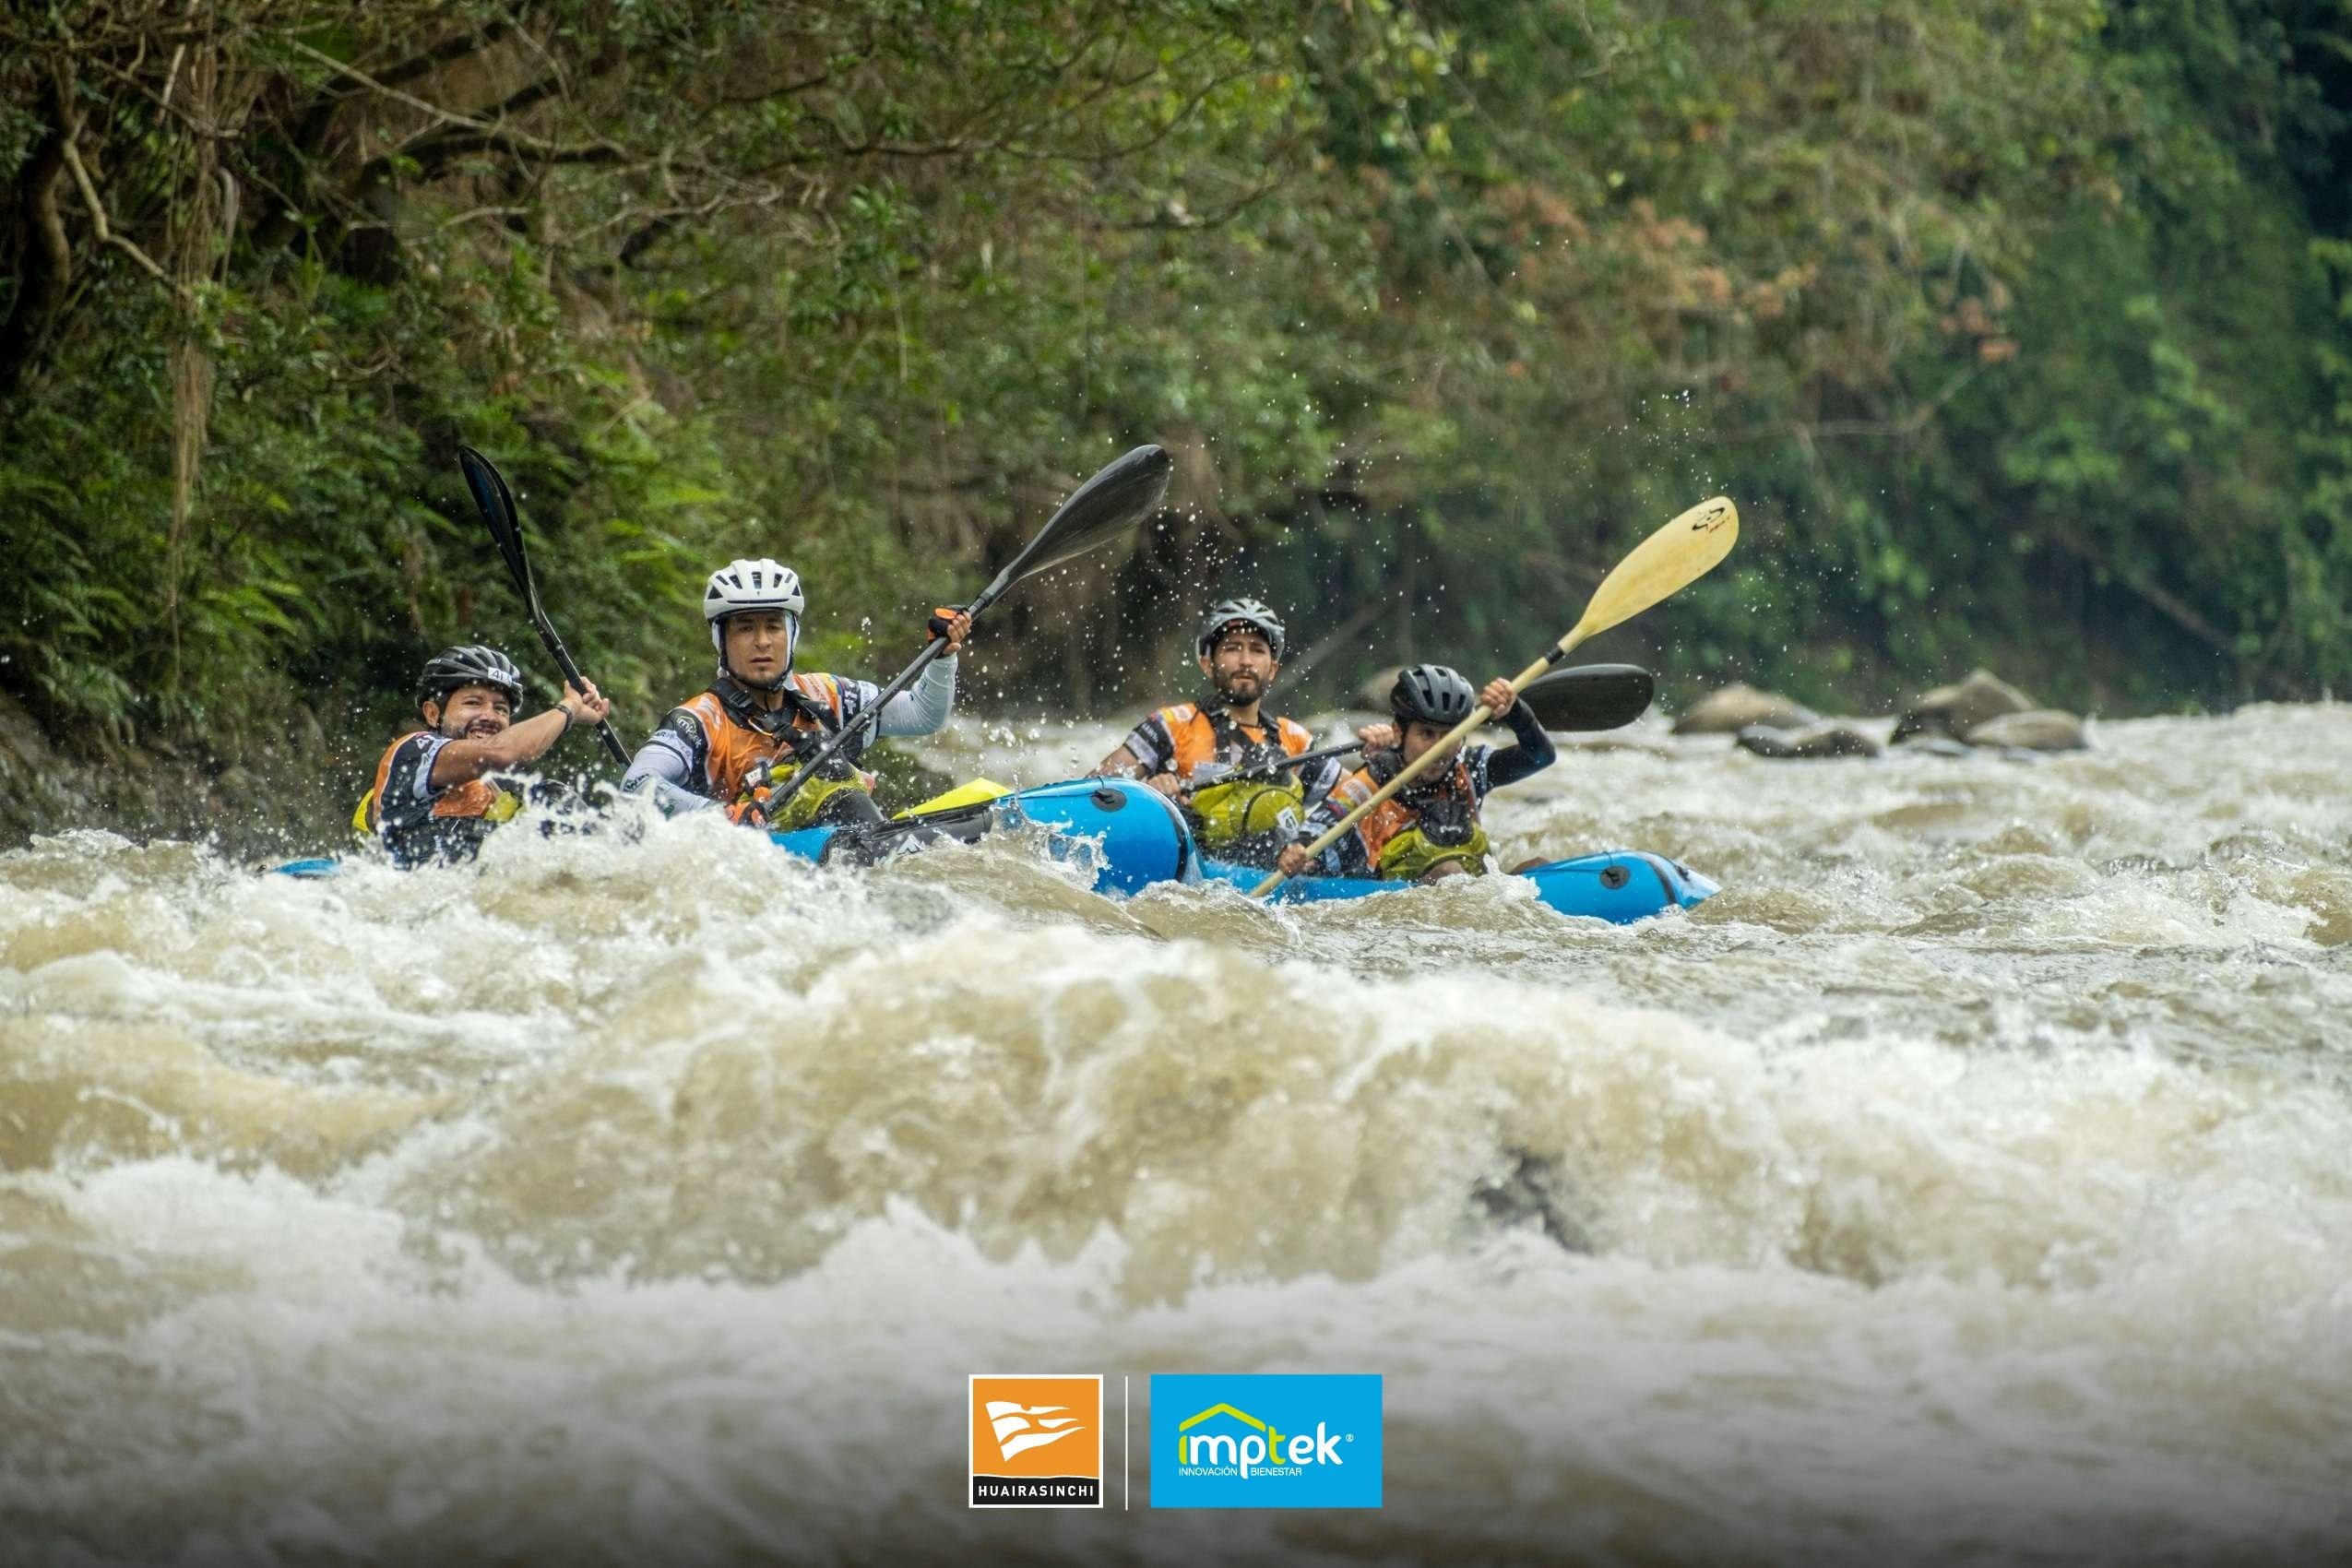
968 1374 1103 1508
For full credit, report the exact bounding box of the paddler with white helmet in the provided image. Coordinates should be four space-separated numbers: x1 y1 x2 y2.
1094 597 1348 867
620 558 971 830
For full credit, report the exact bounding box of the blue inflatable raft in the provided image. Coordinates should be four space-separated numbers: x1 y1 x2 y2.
768 777 1194 896
272 778 1195 897
274 775 1716 921
1194 849 1717 921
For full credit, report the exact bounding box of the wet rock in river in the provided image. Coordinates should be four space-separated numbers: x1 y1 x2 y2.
1893 668 2036 742
1671 683 1818 735
1735 722 1883 760
1965 708 2090 752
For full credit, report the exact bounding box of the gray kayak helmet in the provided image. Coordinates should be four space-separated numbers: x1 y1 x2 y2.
418 645 526 710
1389 663 1478 727
1197 598 1287 661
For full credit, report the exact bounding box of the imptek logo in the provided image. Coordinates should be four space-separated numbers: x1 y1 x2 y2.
1150 1374 1382 1509
1175 1403 1347 1478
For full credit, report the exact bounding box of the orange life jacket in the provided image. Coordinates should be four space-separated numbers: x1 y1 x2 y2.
1322 751 1479 868
1150 702 1313 781
362 731 505 830
675 672 857 802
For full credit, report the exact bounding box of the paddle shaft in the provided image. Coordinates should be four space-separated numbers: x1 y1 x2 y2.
758 444 1171 817
1212 664 1651 791
1227 738 1361 784
757 566 1015 816
524 604 630 766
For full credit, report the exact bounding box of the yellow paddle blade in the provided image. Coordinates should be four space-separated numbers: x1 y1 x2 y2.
1558 495 1739 656
894 778 1013 819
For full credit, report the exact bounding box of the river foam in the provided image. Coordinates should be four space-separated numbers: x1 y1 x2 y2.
5 706 2349 1563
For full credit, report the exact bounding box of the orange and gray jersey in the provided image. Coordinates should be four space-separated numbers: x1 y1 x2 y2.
358 731 511 867
621 659 956 814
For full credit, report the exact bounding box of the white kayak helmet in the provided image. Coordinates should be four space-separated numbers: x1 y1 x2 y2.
704 558 804 671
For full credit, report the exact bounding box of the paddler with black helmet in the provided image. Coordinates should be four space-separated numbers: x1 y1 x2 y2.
620 557 972 830
355 645 611 868
1275 663 1556 884
1095 598 1349 868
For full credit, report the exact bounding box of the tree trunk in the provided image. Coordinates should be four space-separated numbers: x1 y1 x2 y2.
0 83 72 401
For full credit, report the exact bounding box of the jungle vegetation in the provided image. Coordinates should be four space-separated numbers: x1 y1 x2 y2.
3 0 2347 782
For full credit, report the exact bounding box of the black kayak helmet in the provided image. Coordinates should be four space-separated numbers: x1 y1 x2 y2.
418 645 526 710
1197 598 1287 661
1389 663 1478 728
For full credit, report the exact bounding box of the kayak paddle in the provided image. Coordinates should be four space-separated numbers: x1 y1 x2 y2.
1253 498 1735 896
1220 737 1371 787
1218 663 1658 787
762 444 1174 819
1521 662 1657 731
456 445 632 766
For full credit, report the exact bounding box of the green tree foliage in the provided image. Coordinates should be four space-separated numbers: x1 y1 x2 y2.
0 0 2346 778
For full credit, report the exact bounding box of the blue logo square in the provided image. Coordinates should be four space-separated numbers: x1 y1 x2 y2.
1148 1373 1383 1508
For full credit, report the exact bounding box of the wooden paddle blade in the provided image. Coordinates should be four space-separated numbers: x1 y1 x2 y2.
1560 495 1738 654
1003 444 1172 583
1520 663 1656 731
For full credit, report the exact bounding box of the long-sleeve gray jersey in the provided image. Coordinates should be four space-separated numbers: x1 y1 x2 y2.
620 658 957 815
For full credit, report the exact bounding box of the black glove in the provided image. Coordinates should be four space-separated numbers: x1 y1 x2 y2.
927 604 969 641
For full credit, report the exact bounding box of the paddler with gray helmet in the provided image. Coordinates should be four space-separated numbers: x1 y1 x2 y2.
1094 598 1349 868
1275 663 1557 884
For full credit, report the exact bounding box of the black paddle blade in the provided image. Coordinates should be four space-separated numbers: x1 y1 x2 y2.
1521 663 1656 731
457 445 535 606
1002 444 1172 584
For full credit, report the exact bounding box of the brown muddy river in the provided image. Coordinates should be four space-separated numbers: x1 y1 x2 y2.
4 703 2349 1564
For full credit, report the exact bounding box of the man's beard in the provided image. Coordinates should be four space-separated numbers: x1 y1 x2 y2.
1215 671 1263 705
455 718 505 740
